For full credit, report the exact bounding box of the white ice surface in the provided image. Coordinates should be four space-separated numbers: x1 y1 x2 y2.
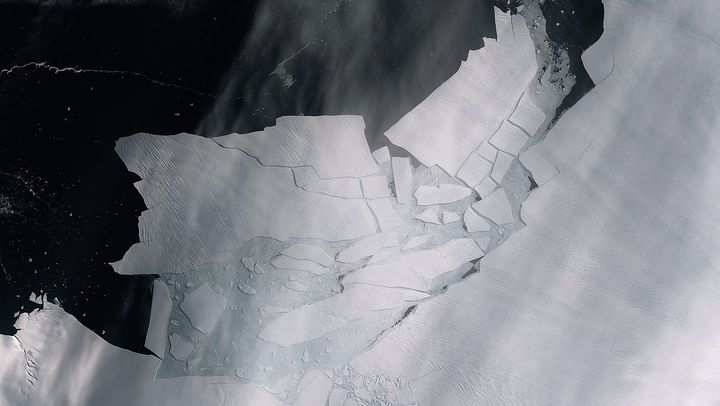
336 233 399 264
304 178 363 199
490 150 514 183
214 115 378 178
360 175 391 199
281 244 334 267
463 207 492 233
145 279 173 357
413 206 441 225
366 198 405 231
471 188 513 225
508 93 546 135
489 121 529 155
271 255 329 274
401 235 433 251
169 333 194 361
391 157 413 204
371 146 390 164
456 152 493 187
0 304 281 406
342 238 483 291
258 285 427 346
414 184 472 206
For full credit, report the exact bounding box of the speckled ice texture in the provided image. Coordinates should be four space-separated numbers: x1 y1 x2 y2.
4 2 720 405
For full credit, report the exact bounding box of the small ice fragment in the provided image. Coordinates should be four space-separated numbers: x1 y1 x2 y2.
489 122 529 155
169 334 194 360
491 151 514 183
456 152 493 187
509 94 546 135
473 177 497 198
337 232 399 263
463 207 492 232
520 145 558 186
145 279 173 357
414 184 472 205
391 157 413 204
237 283 256 295
179 283 227 333
402 235 432 251
367 198 405 231
441 211 461 224
272 255 329 274
471 188 513 225
282 244 333 267
476 141 497 162
361 175 391 199
414 206 441 224
372 146 391 163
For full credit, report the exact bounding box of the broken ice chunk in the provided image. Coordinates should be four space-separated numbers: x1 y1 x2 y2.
473 177 498 198
520 145 558 186
304 178 363 199
456 152 493 187
237 283 257 295
361 175 391 199
471 188 513 225
169 334 194 361
509 94 546 135
414 206 441 224
476 141 497 162
272 255 330 274
463 207 492 232
441 211 461 224
414 184 472 205
402 235 433 251
489 121 529 155
343 238 484 291
372 146 391 164
491 151 514 183
337 233 399 263
391 157 414 204
145 279 173 357
367 198 405 231
282 244 333 267
179 283 227 333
